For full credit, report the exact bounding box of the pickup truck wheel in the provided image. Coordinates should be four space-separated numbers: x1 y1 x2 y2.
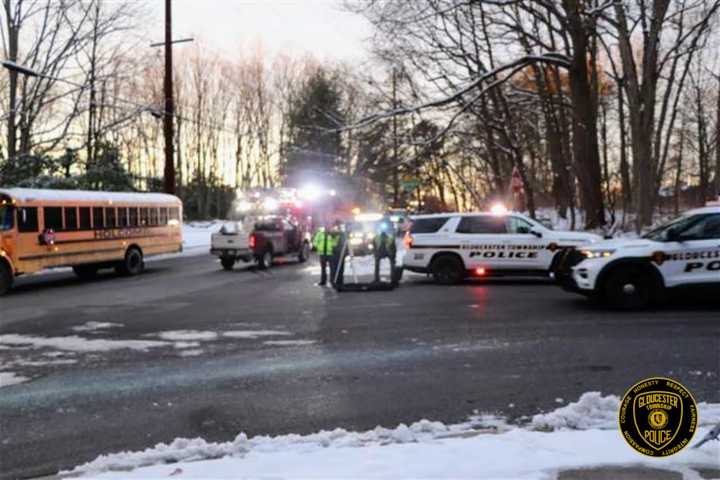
116 247 144 276
221 257 235 271
298 242 310 263
73 264 99 280
431 255 464 285
257 249 273 270
603 268 656 310
0 261 12 296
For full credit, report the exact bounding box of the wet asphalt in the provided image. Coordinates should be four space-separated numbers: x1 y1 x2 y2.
1 254 718 479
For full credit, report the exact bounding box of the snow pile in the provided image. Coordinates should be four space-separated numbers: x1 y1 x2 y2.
70 418 460 477
68 395 720 479
0 371 29 388
530 392 619 430
531 391 720 431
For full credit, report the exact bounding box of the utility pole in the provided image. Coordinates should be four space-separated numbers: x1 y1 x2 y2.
163 0 176 194
392 68 399 207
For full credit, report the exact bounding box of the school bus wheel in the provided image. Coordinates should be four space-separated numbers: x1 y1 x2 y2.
116 247 144 276
0 260 12 296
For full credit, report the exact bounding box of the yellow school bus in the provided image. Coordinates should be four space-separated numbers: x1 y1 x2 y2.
0 188 183 295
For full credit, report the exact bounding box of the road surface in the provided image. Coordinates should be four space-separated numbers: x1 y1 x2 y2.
1 254 718 479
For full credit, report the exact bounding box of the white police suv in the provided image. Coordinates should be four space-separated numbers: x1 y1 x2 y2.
558 206 720 309
402 211 601 284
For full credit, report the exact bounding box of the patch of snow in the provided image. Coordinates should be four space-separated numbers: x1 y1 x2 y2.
263 340 317 347
177 349 203 357
531 392 619 430
71 322 123 333
9 359 77 367
222 330 291 339
0 371 30 387
68 398 720 479
0 334 169 353
172 341 201 350
154 330 218 342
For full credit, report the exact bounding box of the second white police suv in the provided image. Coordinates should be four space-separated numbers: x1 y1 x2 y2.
402 211 601 284
565 205 720 309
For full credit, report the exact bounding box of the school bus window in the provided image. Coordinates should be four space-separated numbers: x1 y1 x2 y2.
118 207 129 228
64 207 78 231
170 207 180 221
0 204 13 231
105 207 116 228
129 207 139 227
92 207 104 229
44 207 63 231
18 207 38 233
160 208 168 225
79 207 91 230
150 208 159 226
140 208 149 226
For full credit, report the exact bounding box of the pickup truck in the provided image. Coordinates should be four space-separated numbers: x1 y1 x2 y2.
211 216 311 270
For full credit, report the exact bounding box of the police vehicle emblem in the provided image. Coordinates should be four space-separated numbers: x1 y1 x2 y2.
619 377 697 457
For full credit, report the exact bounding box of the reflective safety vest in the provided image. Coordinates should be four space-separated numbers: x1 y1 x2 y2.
313 230 338 256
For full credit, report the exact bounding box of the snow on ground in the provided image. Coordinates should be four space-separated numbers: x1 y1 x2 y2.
221 330 291 339
0 334 169 353
262 339 317 347
181 221 219 255
0 371 29 388
153 330 219 342
68 393 720 479
71 322 123 333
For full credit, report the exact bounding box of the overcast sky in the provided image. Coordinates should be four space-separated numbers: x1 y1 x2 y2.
146 0 374 62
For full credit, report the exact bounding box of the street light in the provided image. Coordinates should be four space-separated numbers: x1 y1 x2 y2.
1 61 40 78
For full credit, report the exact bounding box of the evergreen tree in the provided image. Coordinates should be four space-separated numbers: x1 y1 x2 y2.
282 68 345 181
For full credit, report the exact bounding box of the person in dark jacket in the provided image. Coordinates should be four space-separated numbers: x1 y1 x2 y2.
373 218 397 284
330 221 347 288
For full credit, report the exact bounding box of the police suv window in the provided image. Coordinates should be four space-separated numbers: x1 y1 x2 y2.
680 214 720 240
410 217 450 234
457 216 507 234
508 216 533 234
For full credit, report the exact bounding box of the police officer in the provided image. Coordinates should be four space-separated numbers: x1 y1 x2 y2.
312 223 337 286
330 220 346 288
373 217 397 284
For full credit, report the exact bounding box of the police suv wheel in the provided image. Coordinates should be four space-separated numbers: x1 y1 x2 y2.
0 262 12 296
221 257 235 271
117 248 144 276
431 255 464 285
604 268 655 310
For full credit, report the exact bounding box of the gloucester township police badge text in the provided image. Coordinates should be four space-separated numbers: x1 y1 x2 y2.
619 377 697 457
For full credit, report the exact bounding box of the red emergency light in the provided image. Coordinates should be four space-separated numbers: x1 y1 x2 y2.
249 233 256 249
475 268 486 276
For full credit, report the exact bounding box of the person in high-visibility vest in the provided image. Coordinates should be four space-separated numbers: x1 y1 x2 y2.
373 217 397 284
312 223 338 286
